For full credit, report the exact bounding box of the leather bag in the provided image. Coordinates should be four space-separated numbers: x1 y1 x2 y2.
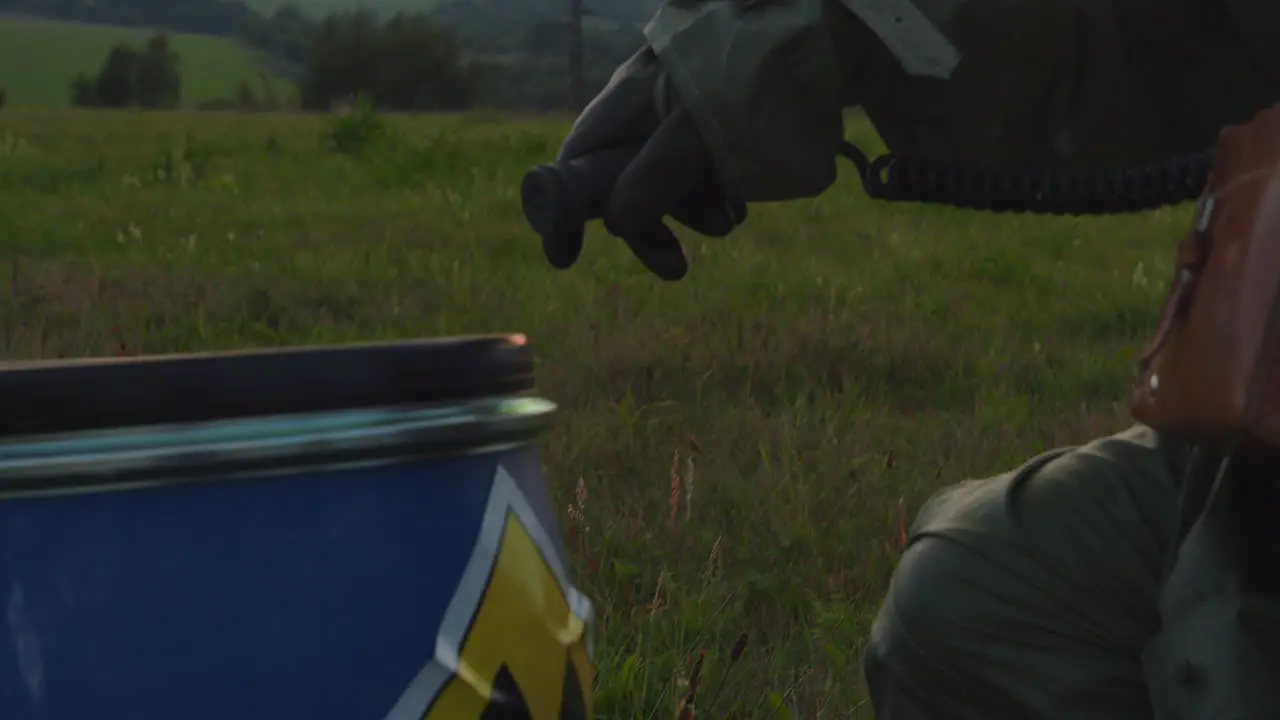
1132 104 1280 449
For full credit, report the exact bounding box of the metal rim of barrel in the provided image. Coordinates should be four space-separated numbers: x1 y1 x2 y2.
0 334 537 439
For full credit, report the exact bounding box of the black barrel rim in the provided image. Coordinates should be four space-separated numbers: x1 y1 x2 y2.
0 334 536 439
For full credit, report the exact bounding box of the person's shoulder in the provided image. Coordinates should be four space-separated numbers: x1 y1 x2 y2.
987 424 1188 490
909 424 1188 540
1065 424 1192 481
995 424 1190 518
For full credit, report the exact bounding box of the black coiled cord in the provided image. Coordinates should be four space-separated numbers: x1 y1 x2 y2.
838 142 1213 215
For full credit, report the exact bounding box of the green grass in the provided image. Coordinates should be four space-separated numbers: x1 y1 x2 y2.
0 17 288 108
0 107 1189 717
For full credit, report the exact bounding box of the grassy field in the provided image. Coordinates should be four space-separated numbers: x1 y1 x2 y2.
0 16 287 108
0 107 1189 716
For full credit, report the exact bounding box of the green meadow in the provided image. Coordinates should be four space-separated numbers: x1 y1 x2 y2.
0 106 1188 716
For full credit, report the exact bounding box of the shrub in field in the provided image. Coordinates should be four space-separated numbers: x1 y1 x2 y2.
323 96 395 155
0 87 6 109
149 130 213 185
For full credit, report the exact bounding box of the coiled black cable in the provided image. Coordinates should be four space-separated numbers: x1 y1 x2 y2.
838 142 1213 215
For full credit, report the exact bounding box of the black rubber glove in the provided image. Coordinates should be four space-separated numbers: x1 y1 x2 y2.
522 48 746 280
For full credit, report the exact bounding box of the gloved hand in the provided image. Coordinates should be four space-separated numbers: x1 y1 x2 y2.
521 0 919 280
522 48 746 281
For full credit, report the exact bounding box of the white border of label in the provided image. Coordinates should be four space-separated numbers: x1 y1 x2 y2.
381 464 594 719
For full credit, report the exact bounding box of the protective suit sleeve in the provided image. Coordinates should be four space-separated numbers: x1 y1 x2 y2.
864 424 1190 718
642 0 904 203
643 0 1280 202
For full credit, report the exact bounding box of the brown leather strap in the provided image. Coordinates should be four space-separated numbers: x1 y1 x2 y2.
1137 227 1210 371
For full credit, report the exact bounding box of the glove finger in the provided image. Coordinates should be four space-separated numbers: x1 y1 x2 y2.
605 105 714 239
541 225 583 270
604 106 720 279
618 221 689 281
558 47 662 162
670 186 747 238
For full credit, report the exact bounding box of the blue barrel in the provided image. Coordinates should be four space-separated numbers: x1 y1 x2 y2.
0 335 593 719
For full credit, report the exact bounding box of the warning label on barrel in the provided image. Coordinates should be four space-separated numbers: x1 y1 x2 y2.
381 465 594 720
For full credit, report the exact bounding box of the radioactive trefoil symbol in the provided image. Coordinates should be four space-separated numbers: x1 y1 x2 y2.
480 652 587 720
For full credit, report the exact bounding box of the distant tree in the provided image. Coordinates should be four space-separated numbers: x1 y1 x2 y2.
256 71 281 108
70 33 181 109
0 87 6 110
300 11 479 112
522 18 562 59
69 74 97 107
234 78 259 109
135 34 182 108
93 44 142 107
252 3 315 70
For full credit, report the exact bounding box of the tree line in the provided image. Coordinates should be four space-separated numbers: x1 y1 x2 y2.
71 34 181 109
301 10 480 111
3 0 650 110
70 12 483 112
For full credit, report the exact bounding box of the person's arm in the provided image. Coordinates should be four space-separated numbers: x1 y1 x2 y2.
642 0 902 204
642 0 1279 204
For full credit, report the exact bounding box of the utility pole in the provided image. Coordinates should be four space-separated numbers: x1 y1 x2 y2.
567 0 586 111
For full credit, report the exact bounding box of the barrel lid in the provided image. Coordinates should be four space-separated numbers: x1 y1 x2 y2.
0 335 535 438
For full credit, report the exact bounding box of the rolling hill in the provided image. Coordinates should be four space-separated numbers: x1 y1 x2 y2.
0 15 289 107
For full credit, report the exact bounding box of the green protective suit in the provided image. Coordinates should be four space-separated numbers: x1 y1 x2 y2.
643 0 1280 203
637 0 1280 716
864 425 1189 718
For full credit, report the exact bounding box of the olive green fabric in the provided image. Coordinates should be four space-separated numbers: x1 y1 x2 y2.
1143 448 1280 719
642 0 899 203
641 0 1279 202
863 425 1190 718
